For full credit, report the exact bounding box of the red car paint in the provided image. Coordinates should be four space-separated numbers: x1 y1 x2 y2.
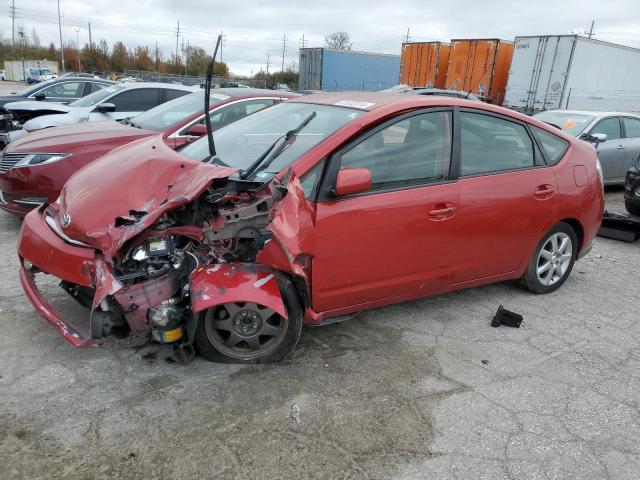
17 92 604 355
0 90 295 217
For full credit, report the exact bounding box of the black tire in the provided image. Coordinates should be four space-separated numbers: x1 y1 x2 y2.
625 200 640 216
194 274 303 364
520 222 578 294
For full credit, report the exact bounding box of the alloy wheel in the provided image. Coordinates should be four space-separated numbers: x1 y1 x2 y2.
536 232 573 287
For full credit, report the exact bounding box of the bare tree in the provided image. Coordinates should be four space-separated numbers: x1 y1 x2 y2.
31 28 41 48
324 31 352 51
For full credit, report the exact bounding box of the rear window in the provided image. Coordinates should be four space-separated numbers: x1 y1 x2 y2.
531 126 569 166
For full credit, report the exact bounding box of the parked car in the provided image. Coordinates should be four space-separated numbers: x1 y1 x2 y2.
25 67 57 84
2 82 195 144
17 93 604 363
0 77 116 138
0 89 296 217
533 110 640 185
0 69 6 81
624 155 640 215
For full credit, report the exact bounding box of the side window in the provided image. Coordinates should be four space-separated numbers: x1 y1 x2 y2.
300 159 326 199
39 81 84 98
531 126 569 166
164 89 189 102
109 89 159 111
179 100 276 135
340 110 452 192
460 112 534 176
623 117 640 139
91 82 109 93
590 117 621 140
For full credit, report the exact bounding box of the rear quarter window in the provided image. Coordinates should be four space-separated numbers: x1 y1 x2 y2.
531 126 569 166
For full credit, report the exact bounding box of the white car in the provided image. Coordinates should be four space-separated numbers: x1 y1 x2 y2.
0 70 5 81
4 82 196 143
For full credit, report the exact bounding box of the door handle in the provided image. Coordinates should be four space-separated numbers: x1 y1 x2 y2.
533 185 555 199
617 145 625 150
427 204 457 220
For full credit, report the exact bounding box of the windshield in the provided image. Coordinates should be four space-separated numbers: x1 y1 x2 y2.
533 112 595 136
180 102 363 179
70 84 125 107
131 92 228 131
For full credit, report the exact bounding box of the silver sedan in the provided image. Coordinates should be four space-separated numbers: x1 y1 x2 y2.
533 110 640 185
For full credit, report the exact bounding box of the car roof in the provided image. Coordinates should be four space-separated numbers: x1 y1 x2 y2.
211 87 298 98
52 76 115 83
116 82 196 91
289 91 486 111
540 109 640 118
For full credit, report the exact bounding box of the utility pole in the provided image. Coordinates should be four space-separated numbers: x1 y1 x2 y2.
88 22 92 50
185 39 190 75
10 0 17 48
154 42 160 70
75 27 81 71
266 52 270 75
57 0 65 72
299 33 307 50
175 21 180 67
588 20 595 39
17 24 25 80
281 34 287 72
405 28 410 43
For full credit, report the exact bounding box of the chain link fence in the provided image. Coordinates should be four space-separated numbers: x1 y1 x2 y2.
123 69 267 89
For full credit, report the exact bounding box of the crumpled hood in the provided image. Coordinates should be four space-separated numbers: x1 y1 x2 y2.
57 136 238 257
6 121 151 152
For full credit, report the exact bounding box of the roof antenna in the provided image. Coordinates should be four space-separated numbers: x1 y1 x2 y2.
205 34 223 158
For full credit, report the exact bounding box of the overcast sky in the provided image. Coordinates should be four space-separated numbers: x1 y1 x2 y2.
2 0 640 76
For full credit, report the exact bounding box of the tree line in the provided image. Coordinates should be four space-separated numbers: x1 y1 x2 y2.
0 31 229 77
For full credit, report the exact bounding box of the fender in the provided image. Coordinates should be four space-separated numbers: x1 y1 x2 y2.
190 262 287 319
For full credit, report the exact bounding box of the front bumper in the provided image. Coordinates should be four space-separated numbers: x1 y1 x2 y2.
18 207 98 346
623 168 640 206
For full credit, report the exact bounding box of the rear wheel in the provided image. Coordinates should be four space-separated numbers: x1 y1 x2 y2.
194 276 303 363
625 200 640 216
521 222 577 294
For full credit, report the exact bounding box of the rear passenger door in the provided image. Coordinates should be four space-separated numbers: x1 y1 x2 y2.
90 88 161 121
588 116 625 184
622 116 640 177
452 110 559 284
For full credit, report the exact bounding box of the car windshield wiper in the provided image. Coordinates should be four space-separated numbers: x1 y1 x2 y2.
239 111 316 180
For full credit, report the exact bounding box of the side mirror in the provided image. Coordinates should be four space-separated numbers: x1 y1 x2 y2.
34 93 46 101
581 132 607 144
334 168 372 196
186 124 208 137
96 102 116 113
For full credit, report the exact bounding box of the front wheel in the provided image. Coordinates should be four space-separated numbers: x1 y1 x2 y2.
193 276 303 363
520 222 577 294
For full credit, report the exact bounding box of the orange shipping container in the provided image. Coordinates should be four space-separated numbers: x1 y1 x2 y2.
399 42 451 89
445 39 514 105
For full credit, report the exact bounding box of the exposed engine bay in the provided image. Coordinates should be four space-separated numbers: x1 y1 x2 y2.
54 171 313 363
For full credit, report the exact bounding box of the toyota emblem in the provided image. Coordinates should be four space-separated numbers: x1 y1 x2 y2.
61 213 71 228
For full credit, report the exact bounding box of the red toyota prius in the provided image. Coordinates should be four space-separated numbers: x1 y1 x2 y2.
17 92 604 363
0 88 295 217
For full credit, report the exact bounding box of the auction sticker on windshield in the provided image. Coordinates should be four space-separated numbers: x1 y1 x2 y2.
334 100 375 110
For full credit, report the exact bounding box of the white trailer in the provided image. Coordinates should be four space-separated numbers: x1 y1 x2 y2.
504 35 640 114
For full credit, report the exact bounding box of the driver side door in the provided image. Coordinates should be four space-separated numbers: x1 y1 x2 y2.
312 109 459 315
88 88 161 122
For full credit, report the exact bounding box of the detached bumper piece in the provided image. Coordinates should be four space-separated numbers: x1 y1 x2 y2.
597 211 640 243
19 266 95 347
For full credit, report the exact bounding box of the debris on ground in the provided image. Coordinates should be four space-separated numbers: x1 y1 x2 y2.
491 306 523 328
291 404 300 424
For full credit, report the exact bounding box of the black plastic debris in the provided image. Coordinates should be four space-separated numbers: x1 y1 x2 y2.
597 211 640 243
491 305 523 328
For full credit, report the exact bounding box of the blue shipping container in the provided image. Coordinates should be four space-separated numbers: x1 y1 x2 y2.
299 48 400 91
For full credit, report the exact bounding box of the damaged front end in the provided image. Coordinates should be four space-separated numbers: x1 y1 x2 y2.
18 162 315 362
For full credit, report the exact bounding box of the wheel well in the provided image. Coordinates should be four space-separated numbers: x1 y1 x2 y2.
559 218 584 251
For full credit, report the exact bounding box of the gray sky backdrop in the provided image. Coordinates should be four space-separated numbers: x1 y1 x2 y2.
2 0 640 76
